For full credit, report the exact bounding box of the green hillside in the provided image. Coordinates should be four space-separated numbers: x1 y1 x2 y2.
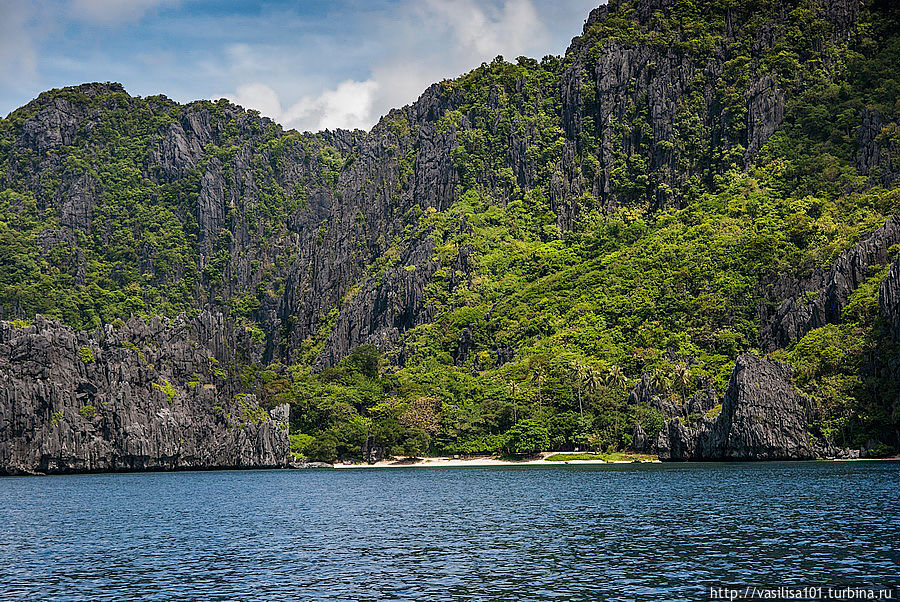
1 0 898 461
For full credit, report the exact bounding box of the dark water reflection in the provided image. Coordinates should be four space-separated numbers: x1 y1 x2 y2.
1 462 897 600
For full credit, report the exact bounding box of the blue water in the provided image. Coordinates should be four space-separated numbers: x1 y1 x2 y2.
1 462 897 600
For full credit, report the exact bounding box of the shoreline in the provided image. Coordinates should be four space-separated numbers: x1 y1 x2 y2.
332 451 661 469
329 453 900 469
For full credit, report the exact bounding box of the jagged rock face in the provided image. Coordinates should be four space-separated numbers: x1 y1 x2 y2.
879 259 900 340
658 353 837 461
1 0 875 371
857 108 898 186
628 373 679 420
0 314 290 475
628 371 717 416
759 217 900 351
560 0 861 210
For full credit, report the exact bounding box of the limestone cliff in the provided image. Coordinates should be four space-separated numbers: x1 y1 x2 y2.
657 353 853 461
0 0 896 468
0 314 290 475
1 0 877 367
759 217 900 351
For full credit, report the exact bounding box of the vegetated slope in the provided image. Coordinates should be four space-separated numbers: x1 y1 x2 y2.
0 0 897 466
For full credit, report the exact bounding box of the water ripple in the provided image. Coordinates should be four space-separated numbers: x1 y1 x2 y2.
0 462 898 600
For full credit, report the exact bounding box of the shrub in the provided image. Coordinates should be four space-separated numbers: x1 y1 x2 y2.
305 437 338 463
78 346 94 364
152 380 177 403
79 405 97 418
237 394 269 424
289 433 315 457
866 443 894 458
503 419 550 455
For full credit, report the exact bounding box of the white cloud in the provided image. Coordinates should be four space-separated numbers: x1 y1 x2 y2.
70 0 180 24
228 82 283 121
1 0 600 126
419 0 547 58
0 0 39 91
222 0 555 132
293 79 380 131
226 79 379 132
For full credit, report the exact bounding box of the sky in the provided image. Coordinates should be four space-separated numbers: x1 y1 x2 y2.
1 0 600 132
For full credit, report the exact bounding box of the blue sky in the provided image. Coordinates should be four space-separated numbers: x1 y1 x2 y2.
1 0 600 132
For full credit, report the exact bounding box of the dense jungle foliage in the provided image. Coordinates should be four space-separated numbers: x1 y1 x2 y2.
1 0 898 461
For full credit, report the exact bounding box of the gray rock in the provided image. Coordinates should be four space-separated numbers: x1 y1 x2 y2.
857 108 898 186
632 423 649 453
879 259 900 340
289 461 334 469
1 0 869 372
760 217 900 351
0 314 290 475
658 353 838 461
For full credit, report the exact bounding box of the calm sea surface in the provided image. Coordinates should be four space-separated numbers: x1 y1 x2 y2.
1 462 897 600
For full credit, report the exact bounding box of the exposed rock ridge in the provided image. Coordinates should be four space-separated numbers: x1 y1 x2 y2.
561 0 863 210
657 353 850 461
878 258 900 340
1 0 875 371
759 216 900 351
857 107 899 187
0 313 290 475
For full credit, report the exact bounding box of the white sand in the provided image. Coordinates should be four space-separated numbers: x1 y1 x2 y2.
332 451 660 468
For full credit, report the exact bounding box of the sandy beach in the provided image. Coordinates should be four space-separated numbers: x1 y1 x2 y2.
332 451 661 468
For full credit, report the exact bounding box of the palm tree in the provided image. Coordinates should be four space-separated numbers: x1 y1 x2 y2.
607 365 626 391
570 360 586 422
606 364 627 440
527 357 548 408
584 365 603 400
649 369 669 395
508 381 520 423
673 363 692 410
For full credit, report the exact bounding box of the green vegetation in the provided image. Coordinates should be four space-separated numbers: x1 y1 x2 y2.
0 3 897 460
79 405 97 419
265 2 898 460
544 452 656 462
775 263 900 451
152 380 177 404
78 346 94 364
236 394 270 425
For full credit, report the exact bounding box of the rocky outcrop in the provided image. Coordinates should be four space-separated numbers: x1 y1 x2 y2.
857 108 898 186
759 217 900 351
560 0 862 209
0 314 290 475
879 258 900 340
657 353 850 461
0 0 891 467
1 0 875 373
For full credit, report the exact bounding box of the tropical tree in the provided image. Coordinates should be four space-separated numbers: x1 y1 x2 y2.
649 369 670 395
504 418 550 455
508 381 520 423
527 356 549 408
607 365 626 391
673 363 692 410
583 365 604 402
606 364 627 445
569 360 586 422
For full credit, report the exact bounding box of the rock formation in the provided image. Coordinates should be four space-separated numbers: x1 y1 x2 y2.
879 259 900 340
0 0 895 468
1 0 875 369
657 353 851 461
0 314 290 475
760 217 900 351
